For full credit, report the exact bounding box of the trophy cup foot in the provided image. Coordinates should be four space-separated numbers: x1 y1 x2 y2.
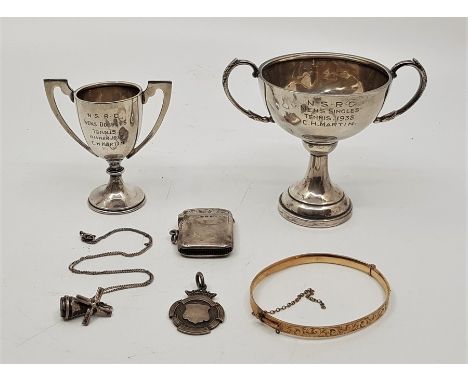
278 190 352 228
88 184 146 215
277 141 352 228
87 160 146 215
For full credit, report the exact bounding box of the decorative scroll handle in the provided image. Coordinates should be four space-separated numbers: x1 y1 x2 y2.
222 59 273 123
127 81 172 159
374 58 427 123
43 79 96 156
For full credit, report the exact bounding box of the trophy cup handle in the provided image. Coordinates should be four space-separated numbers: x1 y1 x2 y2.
127 81 172 159
43 79 96 156
222 59 274 123
374 59 427 123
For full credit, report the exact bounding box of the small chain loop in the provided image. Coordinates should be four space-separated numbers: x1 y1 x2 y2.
267 288 326 314
70 228 154 295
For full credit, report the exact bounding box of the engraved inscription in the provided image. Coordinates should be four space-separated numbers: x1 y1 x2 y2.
281 97 362 128
82 109 128 150
300 99 359 127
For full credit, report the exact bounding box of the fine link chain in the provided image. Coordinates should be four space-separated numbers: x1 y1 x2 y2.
69 228 154 295
267 288 326 314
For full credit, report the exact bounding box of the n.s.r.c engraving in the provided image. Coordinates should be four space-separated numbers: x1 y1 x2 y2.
82 110 129 150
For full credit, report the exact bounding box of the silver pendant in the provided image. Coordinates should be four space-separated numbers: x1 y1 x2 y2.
60 287 113 326
169 272 225 335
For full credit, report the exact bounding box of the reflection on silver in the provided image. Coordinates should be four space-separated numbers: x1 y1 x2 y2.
223 52 427 227
281 61 367 94
44 80 172 214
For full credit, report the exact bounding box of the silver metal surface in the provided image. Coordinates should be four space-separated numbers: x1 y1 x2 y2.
170 208 235 258
60 288 113 326
44 80 172 214
223 52 427 227
169 272 225 335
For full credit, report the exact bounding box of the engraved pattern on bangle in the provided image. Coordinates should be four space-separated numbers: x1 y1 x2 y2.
250 253 391 338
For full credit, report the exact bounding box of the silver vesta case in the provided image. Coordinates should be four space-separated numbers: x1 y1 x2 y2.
170 208 234 258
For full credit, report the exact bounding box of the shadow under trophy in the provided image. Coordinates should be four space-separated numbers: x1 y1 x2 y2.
223 52 427 228
44 80 172 214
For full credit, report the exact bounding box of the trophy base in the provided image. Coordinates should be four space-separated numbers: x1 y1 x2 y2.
87 160 146 215
278 190 352 228
276 140 353 228
88 183 146 215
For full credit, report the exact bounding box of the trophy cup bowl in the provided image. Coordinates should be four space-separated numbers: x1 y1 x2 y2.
223 52 427 227
44 79 172 214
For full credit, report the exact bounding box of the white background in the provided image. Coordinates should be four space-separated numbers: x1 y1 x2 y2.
1 18 466 363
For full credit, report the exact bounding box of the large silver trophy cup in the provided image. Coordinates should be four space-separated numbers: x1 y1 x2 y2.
44 80 172 214
223 53 427 227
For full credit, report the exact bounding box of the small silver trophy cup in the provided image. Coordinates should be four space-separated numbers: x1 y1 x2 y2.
44 80 172 214
223 53 427 227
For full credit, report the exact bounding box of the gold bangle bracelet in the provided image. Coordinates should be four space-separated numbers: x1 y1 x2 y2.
250 253 391 338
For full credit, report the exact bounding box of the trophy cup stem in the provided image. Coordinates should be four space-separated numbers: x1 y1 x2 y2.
302 151 335 203
107 159 124 176
87 159 146 215
105 160 126 197
278 141 352 228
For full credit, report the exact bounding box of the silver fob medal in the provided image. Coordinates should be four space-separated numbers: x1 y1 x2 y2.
169 272 225 335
